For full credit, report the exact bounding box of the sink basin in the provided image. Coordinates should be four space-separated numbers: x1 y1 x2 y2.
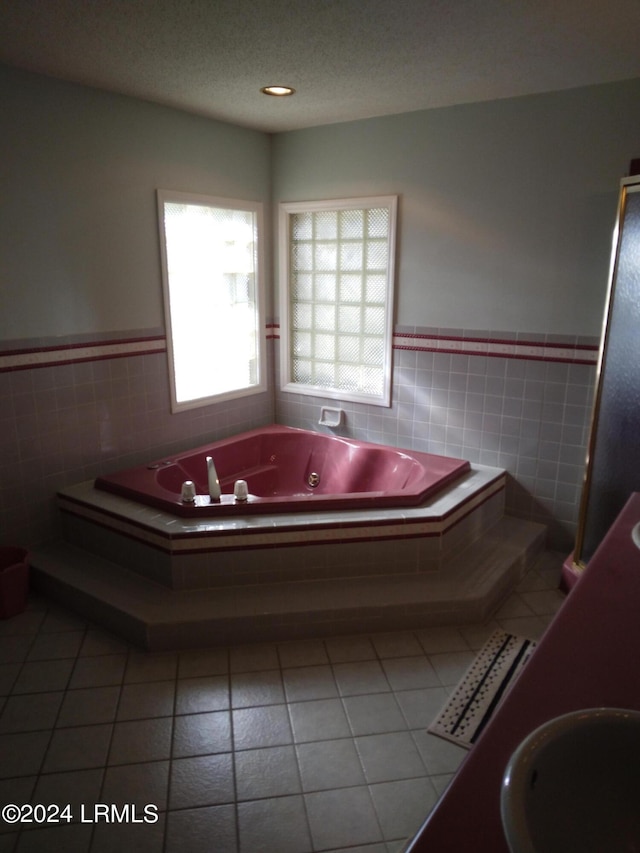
501 707 640 853
632 521 640 549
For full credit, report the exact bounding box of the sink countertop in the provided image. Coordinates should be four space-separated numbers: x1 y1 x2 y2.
408 492 640 852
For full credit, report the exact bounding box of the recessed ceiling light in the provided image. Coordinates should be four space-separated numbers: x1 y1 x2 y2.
260 85 296 97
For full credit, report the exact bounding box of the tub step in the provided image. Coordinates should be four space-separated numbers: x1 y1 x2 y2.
30 516 546 650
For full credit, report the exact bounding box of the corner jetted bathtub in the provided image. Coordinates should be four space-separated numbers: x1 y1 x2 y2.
95 425 470 517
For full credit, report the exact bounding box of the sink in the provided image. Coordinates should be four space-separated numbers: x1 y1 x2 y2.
632 521 640 549
500 707 640 853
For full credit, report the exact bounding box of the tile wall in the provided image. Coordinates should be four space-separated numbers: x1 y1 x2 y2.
0 332 274 548
276 327 599 551
1 325 597 552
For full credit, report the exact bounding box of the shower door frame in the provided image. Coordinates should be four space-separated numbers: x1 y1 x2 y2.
573 176 640 568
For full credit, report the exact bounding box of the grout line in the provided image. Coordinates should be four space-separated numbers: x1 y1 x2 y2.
92 635 129 852
223 646 241 853
159 647 181 853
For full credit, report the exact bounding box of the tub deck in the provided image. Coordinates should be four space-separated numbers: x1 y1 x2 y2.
29 461 547 649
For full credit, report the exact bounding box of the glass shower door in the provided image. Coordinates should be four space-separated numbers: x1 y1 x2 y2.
575 178 640 565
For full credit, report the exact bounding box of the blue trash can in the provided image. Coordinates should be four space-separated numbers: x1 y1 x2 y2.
0 547 30 618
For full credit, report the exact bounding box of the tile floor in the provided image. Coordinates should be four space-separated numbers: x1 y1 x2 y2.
0 552 565 853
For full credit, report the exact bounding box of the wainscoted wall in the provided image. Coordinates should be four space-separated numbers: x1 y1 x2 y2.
275 326 598 550
0 332 274 547
269 80 640 553
4 66 635 558
0 66 273 549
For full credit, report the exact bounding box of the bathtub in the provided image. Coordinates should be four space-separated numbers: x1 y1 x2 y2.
95 424 470 517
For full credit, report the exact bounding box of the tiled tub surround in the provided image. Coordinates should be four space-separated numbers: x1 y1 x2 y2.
0 330 274 548
0 555 565 853
276 327 598 551
2 325 594 553
57 465 506 590
30 462 546 649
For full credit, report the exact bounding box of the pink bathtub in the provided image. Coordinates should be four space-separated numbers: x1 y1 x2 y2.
95 425 470 516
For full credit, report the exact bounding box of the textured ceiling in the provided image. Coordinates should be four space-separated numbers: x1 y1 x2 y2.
1 0 640 133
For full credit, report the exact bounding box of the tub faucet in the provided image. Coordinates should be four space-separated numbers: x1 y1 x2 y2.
206 456 221 502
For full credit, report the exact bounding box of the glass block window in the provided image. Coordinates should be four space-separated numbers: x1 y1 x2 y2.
157 190 266 412
279 196 397 406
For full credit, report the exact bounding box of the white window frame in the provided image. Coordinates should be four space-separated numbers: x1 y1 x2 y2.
279 195 397 407
157 189 267 413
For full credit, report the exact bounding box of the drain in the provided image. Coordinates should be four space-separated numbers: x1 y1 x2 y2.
308 472 320 488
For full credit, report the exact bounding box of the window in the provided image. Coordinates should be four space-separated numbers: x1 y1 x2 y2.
157 190 266 412
279 196 397 407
